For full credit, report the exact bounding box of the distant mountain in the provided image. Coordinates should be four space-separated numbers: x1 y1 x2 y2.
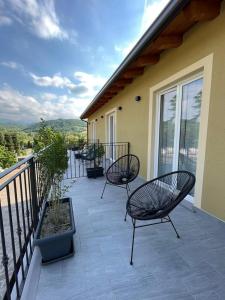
0 119 30 129
24 118 86 133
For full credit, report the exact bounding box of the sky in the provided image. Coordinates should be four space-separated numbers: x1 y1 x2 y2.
0 0 170 123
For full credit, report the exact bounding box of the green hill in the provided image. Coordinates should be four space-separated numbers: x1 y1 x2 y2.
24 119 86 133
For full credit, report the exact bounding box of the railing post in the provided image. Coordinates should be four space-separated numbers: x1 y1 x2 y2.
29 157 39 230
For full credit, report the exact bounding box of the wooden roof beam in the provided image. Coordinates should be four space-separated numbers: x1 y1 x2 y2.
135 54 160 67
104 91 117 96
122 67 144 79
114 78 133 86
184 0 221 22
152 35 183 51
108 86 124 93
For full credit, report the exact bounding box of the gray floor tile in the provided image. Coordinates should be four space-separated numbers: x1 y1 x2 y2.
34 176 225 300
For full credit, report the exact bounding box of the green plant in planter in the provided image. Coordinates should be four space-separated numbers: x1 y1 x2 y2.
94 143 105 167
34 119 69 236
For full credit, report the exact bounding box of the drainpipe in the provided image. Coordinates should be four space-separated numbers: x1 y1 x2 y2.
82 120 88 143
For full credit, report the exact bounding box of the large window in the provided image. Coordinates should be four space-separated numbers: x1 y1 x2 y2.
90 121 96 141
107 112 116 160
156 76 203 198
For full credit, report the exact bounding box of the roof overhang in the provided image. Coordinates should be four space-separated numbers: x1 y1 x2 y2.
80 0 221 120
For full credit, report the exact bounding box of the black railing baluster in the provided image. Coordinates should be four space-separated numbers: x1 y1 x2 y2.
27 169 34 231
6 184 20 298
29 158 38 230
0 199 10 300
23 171 32 255
19 174 29 267
13 179 25 281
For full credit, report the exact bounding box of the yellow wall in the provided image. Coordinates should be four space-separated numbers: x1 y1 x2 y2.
87 2 225 220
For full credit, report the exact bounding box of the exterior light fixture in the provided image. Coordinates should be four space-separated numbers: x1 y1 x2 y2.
118 106 122 111
95 119 98 122
135 96 141 102
101 115 104 119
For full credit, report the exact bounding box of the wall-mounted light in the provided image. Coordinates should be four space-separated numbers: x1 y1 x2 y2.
101 115 104 119
95 118 98 122
135 96 141 102
118 106 122 111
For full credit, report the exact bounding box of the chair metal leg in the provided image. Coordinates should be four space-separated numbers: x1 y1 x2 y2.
168 215 180 239
126 184 129 198
124 184 130 222
101 181 107 199
130 219 136 265
124 210 128 222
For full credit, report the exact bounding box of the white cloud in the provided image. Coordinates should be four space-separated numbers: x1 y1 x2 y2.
73 71 107 97
41 92 57 101
0 61 23 70
31 71 107 99
0 86 91 121
0 70 107 121
0 15 12 25
0 86 45 122
115 0 170 58
6 0 69 40
141 0 170 35
115 42 136 57
30 73 76 90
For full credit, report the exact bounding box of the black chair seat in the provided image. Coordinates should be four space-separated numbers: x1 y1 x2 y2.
101 154 140 207
127 183 179 220
126 171 196 265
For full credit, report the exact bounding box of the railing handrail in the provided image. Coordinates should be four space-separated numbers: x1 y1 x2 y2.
0 154 34 180
0 165 29 192
0 144 52 181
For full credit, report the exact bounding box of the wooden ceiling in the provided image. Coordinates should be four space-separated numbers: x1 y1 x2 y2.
81 0 221 119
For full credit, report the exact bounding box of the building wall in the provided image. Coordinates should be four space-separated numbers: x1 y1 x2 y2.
87 2 225 220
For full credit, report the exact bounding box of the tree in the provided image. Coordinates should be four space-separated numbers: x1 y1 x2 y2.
192 91 202 119
4 133 14 151
12 133 20 154
0 145 17 169
0 132 4 146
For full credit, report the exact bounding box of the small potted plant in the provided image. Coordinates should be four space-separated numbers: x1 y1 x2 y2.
33 120 76 264
86 143 105 178
74 136 86 159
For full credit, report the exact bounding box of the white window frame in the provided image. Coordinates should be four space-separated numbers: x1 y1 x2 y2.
90 120 96 141
154 74 203 203
147 54 214 208
105 108 117 144
105 108 117 160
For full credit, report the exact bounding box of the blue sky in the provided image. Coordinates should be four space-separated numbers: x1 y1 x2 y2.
0 0 169 123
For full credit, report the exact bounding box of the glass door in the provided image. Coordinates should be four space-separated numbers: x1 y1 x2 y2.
107 112 115 160
156 76 203 200
157 89 177 176
91 121 96 142
178 78 203 196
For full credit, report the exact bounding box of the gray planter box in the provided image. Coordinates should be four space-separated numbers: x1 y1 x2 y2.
34 197 76 264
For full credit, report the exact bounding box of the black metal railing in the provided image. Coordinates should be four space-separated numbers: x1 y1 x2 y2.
65 141 130 179
0 154 50 300
0 141 130 299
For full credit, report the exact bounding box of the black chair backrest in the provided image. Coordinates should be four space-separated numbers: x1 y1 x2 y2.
106 154 140 185
127 171 195 219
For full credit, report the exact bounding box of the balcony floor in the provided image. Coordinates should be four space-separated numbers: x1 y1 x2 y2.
34 176 225 300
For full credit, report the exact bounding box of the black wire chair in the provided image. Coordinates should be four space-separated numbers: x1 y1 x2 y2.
126 171 196 265
80 144 96 161
101 154 140 217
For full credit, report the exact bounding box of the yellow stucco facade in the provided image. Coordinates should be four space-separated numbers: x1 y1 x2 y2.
87 2 225 220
